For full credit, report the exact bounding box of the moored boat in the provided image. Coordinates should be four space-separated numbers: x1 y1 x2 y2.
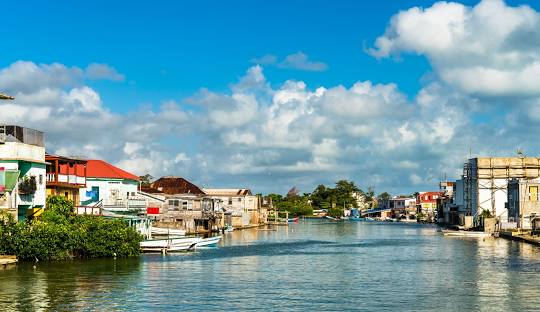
442 229 491 238
194 235 223 248
140 236 201 252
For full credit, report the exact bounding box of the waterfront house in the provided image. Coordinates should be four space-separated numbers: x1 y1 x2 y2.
377 196 416 220
78 160 145 213
0 125 47 221
507 178 540 229
45 154 87 206
139 176 219 232
463 157 540 228
437 181 455 224
417 191 442 222
203 188 264 227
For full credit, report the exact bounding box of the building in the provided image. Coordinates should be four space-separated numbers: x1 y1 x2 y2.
463 157 540 227
437 181 455 224
377 196 416 219
507 178 540 229
139 176 219 232
203 188 263 228
45 154 87 205
0 125 47 221
78 160 144 212
417 191 442 221
352 191 370 210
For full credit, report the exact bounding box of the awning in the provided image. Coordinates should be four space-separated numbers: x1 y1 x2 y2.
4 170 20 192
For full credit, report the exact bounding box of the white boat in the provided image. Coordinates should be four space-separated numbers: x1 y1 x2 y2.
140 236 201 252
442 229 491 238
194 236 222 248
151 227 186 236
224 225 234 233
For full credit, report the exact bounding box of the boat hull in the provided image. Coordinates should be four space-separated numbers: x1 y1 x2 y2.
442 230 491 238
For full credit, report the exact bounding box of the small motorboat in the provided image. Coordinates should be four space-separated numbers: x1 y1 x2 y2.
288 217 299 223
140 236 201 252
194 236 222 248
442 229 491 238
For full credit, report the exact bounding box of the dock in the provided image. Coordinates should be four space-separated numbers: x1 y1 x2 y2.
0 255 18 268
499 231 540 246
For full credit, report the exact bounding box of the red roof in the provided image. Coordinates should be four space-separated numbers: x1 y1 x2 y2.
84 160 139 181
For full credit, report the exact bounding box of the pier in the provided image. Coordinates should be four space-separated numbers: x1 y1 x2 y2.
0 255 18 269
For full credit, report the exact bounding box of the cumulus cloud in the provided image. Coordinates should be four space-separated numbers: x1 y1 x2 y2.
2 52 538 195
85 63 125 81
251 52 328 72
369 0 540 96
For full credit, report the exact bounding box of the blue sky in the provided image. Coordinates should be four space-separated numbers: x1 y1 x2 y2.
2 0 540 195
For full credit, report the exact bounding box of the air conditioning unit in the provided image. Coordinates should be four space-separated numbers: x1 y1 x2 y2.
0 133 6 144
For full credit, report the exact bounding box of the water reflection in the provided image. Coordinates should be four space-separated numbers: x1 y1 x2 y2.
2 221 540 311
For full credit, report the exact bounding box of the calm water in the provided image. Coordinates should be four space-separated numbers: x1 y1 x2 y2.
2 221 540 311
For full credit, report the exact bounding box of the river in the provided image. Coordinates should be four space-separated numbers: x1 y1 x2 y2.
1 220 540 311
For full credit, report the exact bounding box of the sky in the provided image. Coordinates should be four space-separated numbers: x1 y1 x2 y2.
2 0 540 195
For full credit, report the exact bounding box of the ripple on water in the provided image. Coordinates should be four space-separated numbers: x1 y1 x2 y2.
2 221 540 311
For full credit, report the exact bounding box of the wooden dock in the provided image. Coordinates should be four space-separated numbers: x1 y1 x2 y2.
0 255 18 268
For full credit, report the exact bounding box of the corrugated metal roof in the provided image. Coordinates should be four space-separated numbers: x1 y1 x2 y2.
204 188 252 196
84 160 139 181
147 176 205 195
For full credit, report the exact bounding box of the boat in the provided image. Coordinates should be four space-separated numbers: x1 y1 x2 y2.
364 217 376 222
194 235 223 248
224 225 234 233
151 227 186 236
140 236 201 252
348 217 365 221
288 217 299 223
325 216 338 221
442 229 491 238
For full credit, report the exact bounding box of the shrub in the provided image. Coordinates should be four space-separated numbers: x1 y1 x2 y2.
0 196 142 260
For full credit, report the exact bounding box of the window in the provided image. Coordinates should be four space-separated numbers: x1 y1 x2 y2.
182 201 188 210
238 198 242 202
228 197 232 205
39 175 43 185
529 186 538 202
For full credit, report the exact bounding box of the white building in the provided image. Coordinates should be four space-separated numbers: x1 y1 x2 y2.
463 157 540 226
78 160 144 212
0 125 47 221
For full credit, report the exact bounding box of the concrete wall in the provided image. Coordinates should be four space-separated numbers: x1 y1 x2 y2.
79 178 138 206
0 142 44 163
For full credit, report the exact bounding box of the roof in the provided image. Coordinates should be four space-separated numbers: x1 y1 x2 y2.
85 160 139 181
204 188 252 196
146 176 205 195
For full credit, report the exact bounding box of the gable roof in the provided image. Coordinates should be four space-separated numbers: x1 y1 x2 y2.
147 176 205 195
204 188 252 196
85 160 139 181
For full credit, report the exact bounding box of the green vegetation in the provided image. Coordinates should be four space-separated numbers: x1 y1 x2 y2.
269 188 313 217
0 196 142 261
268 180 368 218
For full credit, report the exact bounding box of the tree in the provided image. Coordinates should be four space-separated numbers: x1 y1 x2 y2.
377 192 391 201
139 174 154 187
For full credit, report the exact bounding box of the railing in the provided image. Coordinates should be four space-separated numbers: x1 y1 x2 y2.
46 173 86 185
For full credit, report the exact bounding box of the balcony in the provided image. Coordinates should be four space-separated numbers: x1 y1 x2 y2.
45 154 87 189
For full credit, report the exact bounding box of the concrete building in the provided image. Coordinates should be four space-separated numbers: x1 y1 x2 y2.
417 191 442 221
140 176 220 232
0 125 47 221
463 157 540 226
203 188 263 228
45 154 87 205
78 160 144 212
507 178 540 229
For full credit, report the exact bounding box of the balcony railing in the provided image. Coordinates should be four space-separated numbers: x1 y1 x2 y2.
46 173 86 186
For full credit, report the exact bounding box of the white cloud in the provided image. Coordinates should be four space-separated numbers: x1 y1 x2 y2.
370 0 540 96
85 63 125 81
251 52 328 72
